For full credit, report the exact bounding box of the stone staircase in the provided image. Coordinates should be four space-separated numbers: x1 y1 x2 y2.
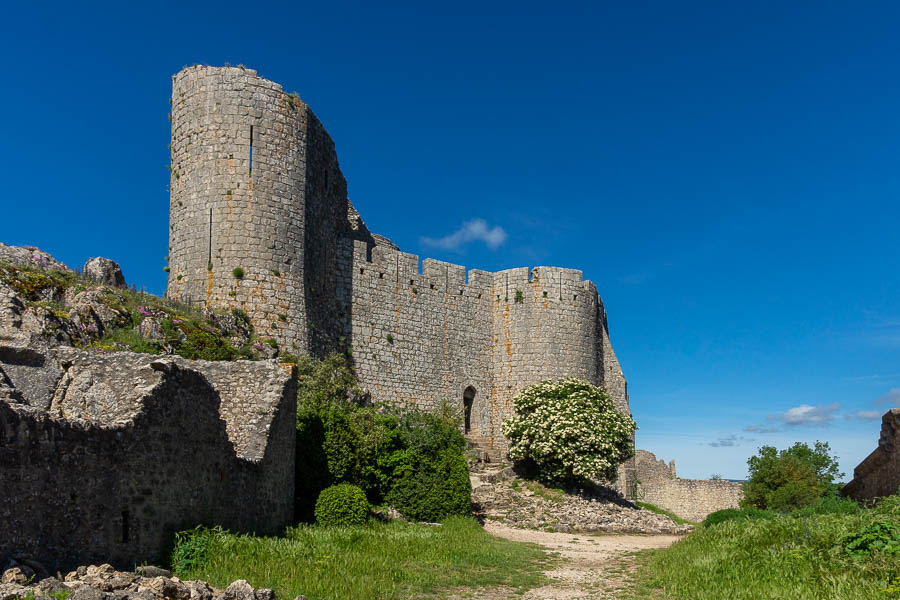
465 433 506 464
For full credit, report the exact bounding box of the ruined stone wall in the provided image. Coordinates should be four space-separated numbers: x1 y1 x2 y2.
166 65 633 487
844 409 900 502
168 66 311 354
0 346 296 571
340 239 495 436
635 450 742 521
343 242 630 457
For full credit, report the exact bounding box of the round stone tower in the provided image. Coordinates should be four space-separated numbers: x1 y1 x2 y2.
167 65 346 355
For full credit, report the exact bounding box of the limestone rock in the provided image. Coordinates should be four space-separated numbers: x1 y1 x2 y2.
0 243 71 272
0 583 30 600
222 580 255 600
1 568 27 585
69 586 106 600
83 258 125 288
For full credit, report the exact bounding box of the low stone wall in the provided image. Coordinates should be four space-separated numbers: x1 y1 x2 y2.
0 345 297 571
639 478 744 522
635 449 743 522
844 409 900 502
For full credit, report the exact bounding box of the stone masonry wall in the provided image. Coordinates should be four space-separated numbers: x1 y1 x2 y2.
343 238 631 458
635 450 743 521
166 65 634 491
844 409 900 502
0 345 296 571
168 66 310 354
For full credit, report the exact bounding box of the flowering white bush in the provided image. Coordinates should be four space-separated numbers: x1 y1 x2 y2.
502 378 636 485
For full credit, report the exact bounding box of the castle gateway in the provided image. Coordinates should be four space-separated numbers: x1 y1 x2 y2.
166 65 631 470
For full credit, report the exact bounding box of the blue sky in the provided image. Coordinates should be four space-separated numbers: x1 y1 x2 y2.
2 1 899 480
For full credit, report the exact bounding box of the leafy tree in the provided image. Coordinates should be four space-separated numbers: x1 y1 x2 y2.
502 378 636 487
741 441 844 511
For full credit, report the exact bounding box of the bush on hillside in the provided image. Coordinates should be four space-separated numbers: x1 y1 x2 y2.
502 378 636 486
741 441 844 511
314 483 370 527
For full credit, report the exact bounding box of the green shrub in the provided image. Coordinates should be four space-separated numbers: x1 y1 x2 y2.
502 378 636 486
385 447 471 522
170 525 221 573
741 441 843 510
314 483 370 526
232 267 244 279
177 329 238 361
294 353 470 523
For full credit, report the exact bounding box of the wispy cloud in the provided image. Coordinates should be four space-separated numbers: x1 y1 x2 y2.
845 410 883 421
709 434 753 448
875 388 900 406
420 219 507 251
770 402 842 426
743 424 780 434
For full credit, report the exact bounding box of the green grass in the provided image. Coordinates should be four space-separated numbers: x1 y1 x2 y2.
626 496 900 600
636 501 698 526
171 517 553 600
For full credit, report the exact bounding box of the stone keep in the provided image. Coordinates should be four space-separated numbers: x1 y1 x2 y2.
167 66 632 478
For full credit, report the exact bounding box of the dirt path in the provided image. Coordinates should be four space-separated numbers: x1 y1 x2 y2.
482 522 680 599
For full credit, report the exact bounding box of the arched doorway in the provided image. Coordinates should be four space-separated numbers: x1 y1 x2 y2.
463 386 476 434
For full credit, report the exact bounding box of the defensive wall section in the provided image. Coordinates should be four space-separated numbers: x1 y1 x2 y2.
634 450 743 522
166 65 632 485
0 345 296 570
844 409 900 502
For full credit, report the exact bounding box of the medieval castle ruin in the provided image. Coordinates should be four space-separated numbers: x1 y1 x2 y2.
165 65 630 456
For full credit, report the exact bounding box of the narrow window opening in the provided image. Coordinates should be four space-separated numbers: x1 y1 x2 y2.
573 294 577 301
409 279 414 285
430 283 435 290
459 289 464 295
249 126 254 173
463 387 476 435
379 273 384 279
121 509 130 543
359 268 364 275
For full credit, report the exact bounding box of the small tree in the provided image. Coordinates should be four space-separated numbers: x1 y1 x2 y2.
741 441 844 511
502 378 636 486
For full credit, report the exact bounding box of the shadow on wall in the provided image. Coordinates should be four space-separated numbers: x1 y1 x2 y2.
0 346 296 571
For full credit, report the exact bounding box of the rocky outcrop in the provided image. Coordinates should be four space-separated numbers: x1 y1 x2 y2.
83 258 125 288
470 463 692 535
0 243 70 273
0 563 302 600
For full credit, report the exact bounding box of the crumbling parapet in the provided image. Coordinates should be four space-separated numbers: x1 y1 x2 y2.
844 409 900 502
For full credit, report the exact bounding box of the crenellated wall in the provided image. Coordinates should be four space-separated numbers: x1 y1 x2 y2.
167 65 632 490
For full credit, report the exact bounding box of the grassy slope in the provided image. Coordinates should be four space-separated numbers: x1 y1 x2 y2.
172 517 553 600
627 498 900 600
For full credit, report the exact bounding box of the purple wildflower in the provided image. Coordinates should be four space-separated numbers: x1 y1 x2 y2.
137 305 152 317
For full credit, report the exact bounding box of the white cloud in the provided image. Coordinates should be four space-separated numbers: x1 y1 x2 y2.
772 402 842 426
420 219 508 251
845 410 883 421
875 388 900 406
